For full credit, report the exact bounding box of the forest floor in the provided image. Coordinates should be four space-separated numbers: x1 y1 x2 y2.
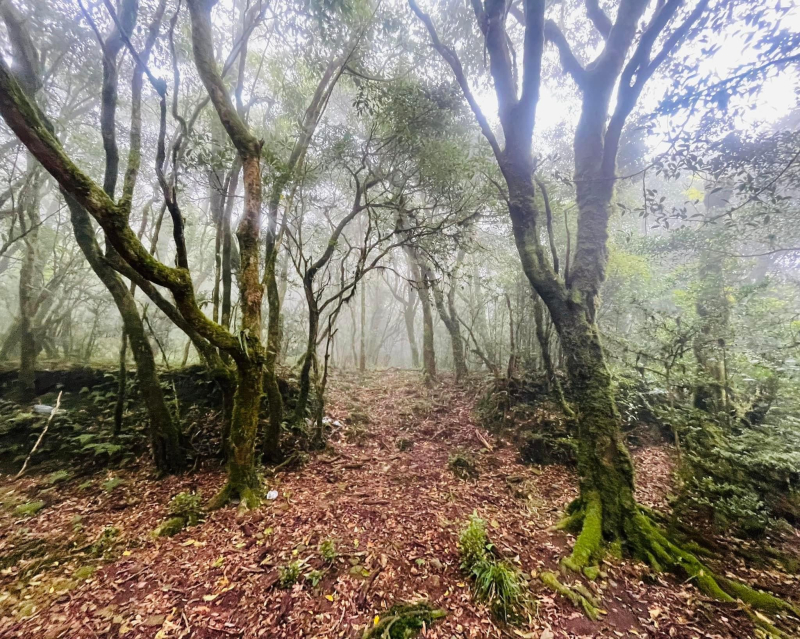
1 370 798 639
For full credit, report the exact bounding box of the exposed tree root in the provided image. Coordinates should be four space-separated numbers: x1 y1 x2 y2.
549 497 800 637
540 571 600 620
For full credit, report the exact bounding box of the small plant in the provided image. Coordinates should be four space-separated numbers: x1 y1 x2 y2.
73 565 97 580
363 601 446 639
319 538 338 563
344 423 368 444
448 451 479 481
91 526 120 558
459 515 490 571
14 500 45 518
306 569 324 587
168 491 204 526
458 515 527 622
348 409 371 425
279 560 302 589
470 558 526 622
46 470 72 485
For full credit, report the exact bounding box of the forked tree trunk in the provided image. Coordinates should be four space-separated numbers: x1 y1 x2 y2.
188 0 268 498
67 196 185 473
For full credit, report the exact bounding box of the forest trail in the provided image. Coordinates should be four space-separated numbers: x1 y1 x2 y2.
0 371 776 638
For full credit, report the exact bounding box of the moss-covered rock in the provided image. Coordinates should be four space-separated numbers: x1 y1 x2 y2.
14 500 45 517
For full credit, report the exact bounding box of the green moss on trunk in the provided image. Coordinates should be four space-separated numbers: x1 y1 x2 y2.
210 359 263 509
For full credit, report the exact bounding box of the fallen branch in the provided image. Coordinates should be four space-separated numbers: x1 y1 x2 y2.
15 391 62 479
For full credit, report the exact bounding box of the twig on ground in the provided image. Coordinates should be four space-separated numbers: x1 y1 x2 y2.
15 390 62 479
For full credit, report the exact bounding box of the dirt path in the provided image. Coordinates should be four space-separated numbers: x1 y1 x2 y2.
0 370 777 638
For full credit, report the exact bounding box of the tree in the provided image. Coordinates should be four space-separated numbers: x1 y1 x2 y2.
408 0 799 622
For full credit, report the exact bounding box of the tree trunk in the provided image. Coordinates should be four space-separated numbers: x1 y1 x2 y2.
403 287 420 368
429 269 467 380
418 277 437 384
66 195 184 473
16 165 43 401
556 310 636 542
359 280 366 372
222 358 262 507
295 282 318 422
113 332 128 435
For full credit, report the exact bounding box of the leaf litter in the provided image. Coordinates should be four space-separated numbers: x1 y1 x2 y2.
1 370 797 638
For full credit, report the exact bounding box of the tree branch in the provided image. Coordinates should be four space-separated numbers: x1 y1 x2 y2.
408 0 503 161
544 20 586 88
584 0 612 38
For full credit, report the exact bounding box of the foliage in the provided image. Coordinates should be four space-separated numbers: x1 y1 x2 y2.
14 500 45 517
168 492 204 527
101 477 123 493
90 526 120 558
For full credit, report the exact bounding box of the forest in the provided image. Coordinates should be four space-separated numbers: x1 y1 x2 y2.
0 0 798 636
